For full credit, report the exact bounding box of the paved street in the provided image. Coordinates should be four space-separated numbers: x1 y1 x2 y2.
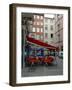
21 57 63 77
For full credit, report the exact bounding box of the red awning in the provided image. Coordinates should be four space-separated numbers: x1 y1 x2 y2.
26 36 58 50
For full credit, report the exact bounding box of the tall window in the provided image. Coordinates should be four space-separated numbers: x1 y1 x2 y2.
45 33 48 38
61 46 63 51
31 34 35 38
40 35 43 40
37 15 39 19
50 19 53 23
37 35 40 40
50 25 53 30
41 16 43 19
45 25 48 30
37 28 40 32
33 27 35 32
41 28 43 32
45 19 48 23
51 33 53 38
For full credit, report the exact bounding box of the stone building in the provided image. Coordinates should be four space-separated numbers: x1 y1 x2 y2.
29 14 44 41
54 14 63 51
44 14 55 45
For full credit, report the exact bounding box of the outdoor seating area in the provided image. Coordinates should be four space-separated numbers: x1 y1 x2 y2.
26 56 54 66
24 36 58 66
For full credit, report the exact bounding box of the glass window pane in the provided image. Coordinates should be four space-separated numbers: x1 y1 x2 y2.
33 27 35 32
41 28 43 32
51 25 53 30
51 33 53 38
37 28 39 32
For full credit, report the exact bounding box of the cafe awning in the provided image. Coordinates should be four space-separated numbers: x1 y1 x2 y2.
26 36 58 50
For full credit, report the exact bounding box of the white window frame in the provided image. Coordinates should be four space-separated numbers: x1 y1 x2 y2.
33 27 35 32
41 28 43 32
37 15 39 19
41 16 43 19
37 28 40 32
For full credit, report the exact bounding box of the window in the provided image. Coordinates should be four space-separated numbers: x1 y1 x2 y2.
50 19 53 23
28 21 32 25
41 28 43 32
45 19 48 23
40 35 43 40
31 34 35 38
37 15 39 19
61 46 63 51
37 35 40 40
45 25 48 30
57 14 60 17
37 28 40 32
33 27 35 32
41 16 43 19
50 25 53 30
39 35 41 40
37 35 43 40
51 34 53 38
45 33 48 38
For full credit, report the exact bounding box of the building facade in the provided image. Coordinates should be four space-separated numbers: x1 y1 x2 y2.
44 14 55 46
22 13 63 51
54 14 63 51
29 14 44 41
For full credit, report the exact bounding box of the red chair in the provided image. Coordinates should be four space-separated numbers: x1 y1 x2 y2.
43 56 54 64
28 57 36 64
